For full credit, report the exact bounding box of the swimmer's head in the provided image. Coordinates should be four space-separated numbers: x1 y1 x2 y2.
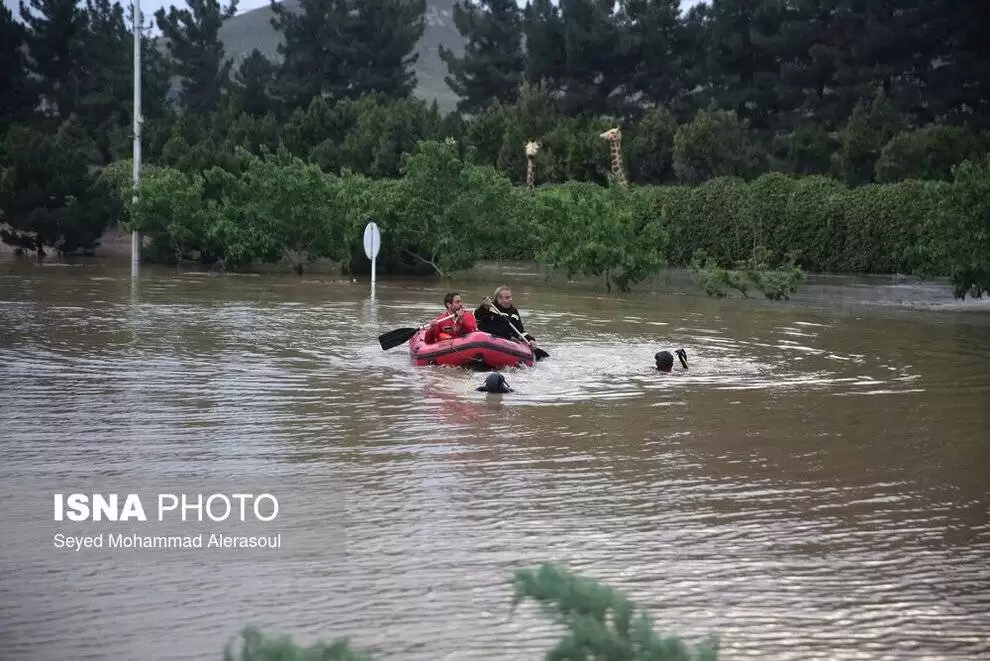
655 349 688 371
654 351 674 372
477 372 513 393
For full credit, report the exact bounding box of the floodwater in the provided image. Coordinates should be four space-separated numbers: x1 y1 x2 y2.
0 260 988 661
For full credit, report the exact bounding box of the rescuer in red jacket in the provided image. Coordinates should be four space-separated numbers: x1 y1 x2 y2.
424 292 479 343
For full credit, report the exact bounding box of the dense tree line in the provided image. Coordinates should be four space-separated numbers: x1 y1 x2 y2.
0 0 988 297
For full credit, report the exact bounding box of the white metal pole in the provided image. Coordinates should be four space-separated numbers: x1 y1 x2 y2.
370 253 376 299
131 0 142 277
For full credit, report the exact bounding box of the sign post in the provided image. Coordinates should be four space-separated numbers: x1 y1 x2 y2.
362 221 381 289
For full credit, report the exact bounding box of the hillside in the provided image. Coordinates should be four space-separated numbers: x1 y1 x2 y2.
217 0 467 112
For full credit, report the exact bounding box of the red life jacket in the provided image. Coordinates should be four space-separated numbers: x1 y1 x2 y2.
425 310 478 343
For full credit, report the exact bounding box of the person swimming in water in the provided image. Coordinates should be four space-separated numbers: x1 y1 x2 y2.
655 349 688 372
476 372 514 393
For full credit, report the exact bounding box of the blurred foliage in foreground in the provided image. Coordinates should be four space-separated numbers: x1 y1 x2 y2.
222 564 719 661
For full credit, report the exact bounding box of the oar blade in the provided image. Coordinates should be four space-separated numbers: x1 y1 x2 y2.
378 327 419 350
534 347 550 360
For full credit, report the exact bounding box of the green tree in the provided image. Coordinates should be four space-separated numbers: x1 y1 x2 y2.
534 182 665 292
96 157 171 229
673 3 713 122
931 1 990 130
626 105 678 184
208 149 358 273
838 89 903 186
155 0 238 115
439 0 525 114
942 156 990 298
0 4 36 126
521 0 565 97
18 0 88 120
222 111 281 156
128 166 218 263
269 0 347 111
0 117 110 258
776 0 940 132
337 96 441 178
617 0 684 112
345 0 426 100
384 138 519 276
230 49 279 118
555 0 624 116
703 0 789 135
775 0 863 131
536 116 613 184
75 0 135 161
271 0 425 111
672 110 757 185
875 125 987 184
280 96 345 162
786 124 836 175
513 79 559 141
464 99 513 167
847 0 934 126
492 81 559 184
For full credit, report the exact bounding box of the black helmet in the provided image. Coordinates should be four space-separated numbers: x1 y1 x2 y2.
654 351 674 372
477 372 513 393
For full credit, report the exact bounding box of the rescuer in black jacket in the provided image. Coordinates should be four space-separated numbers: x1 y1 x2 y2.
474 285 536 346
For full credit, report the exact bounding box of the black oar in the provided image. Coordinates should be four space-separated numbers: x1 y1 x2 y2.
485 304 550 360
378 313 455 351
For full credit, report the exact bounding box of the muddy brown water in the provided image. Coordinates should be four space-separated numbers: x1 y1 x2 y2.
0 260 988 661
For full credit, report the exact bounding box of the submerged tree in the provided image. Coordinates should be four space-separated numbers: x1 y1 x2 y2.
221 563 720 660
510 563 720 660
942 156 990 299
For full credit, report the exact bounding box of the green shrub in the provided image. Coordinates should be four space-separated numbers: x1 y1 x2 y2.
875 125 987 184
943 156 990 298
778 175 849 273
100 133 984 295
531 182 665 292
222 564 719 661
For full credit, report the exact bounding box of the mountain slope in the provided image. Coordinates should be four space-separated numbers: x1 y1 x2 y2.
217 0 467 112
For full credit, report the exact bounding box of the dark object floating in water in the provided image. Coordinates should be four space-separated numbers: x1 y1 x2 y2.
656 349 688 372
477 372 514 393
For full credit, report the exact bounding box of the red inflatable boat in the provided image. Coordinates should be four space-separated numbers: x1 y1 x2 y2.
408 329 536 370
